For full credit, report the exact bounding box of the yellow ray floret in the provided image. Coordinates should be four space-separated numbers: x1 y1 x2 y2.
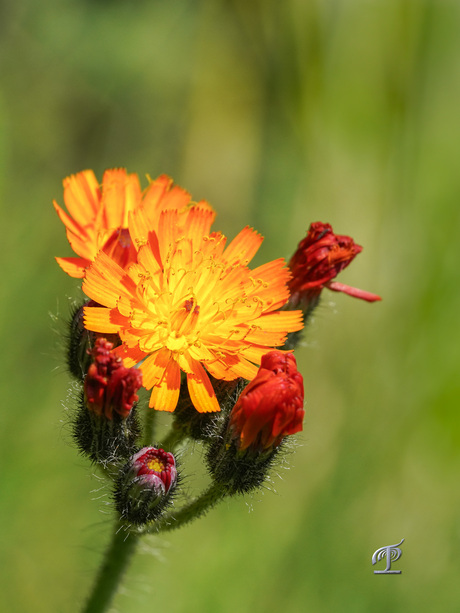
83 207 303 413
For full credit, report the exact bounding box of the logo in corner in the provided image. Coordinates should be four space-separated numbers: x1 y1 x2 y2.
372 538 404 574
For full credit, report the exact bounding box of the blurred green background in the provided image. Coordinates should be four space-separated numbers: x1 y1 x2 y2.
2 0 460 611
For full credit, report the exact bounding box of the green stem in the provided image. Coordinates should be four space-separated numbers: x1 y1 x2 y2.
145 483 227 534
81 523 139 613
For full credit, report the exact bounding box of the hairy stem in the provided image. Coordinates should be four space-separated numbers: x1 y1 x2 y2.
145 483 227 534
81 523 139 613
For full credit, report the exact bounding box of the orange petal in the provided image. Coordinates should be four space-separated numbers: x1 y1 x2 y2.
62 170 100 228
238 344 273 364
83 306 121 333
128 206 151 250
186 359 219 413
65 231 98 261
247 259 292 311
226 356 259 381
53 200 84 237
182 206 216 242
83 251 137 308
142 175 174 210
205 356 240 381
157 209 180 258
223 226 263 266
55 256 89 278
148 358 181 412
256 310 304 333
113 344 146 367
101 169 142 229
141 348 171 390
160 184 192 210
136 241 163 279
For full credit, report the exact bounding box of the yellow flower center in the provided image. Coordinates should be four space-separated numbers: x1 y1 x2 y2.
147 457 165 472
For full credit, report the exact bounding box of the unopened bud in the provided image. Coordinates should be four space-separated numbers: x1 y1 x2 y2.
229 351 304 451
114 447 178 525
84 338 142 420
72 338 142 463
206 351 305 494
286 222 381 324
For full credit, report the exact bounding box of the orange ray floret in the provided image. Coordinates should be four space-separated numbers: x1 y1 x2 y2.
54 169 214 278
82 207 304 414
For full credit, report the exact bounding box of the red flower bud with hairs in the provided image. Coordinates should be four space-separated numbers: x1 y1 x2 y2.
229 351 304 451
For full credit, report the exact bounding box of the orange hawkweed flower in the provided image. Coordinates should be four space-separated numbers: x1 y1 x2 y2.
82 206 303 414
54 169 212 278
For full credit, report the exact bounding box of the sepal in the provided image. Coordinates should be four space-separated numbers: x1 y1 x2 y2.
72 391 141 464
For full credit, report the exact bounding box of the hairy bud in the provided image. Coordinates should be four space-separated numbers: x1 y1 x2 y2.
114 447 178 525
207 351 305 493
72 338 142 463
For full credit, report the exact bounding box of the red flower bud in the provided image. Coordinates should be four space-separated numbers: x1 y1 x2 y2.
84 338 142 419
229 351 305 451
115 447 178 524
130 447 177 494
288 222 381 303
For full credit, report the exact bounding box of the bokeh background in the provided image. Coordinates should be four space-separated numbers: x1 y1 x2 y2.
1 0 460 611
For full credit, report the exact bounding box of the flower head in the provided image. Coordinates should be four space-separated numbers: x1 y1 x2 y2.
288 222 381 304
84 337 142 419
229 350 304 451
54 169 212 278
130 447 177 494
83 204 304 414
115 447 178 524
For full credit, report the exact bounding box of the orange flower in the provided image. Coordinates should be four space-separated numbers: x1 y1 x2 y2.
82 205 303 413
54 169 212 278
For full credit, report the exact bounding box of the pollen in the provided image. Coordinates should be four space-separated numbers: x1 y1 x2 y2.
147 457 165 472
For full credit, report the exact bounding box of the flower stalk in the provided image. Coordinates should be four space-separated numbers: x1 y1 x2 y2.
82 524 139 613
143 482 227 535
